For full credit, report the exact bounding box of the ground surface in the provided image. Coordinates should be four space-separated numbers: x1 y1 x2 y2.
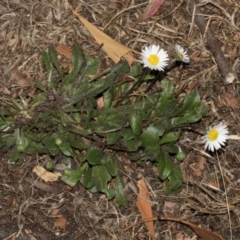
1 0 240 239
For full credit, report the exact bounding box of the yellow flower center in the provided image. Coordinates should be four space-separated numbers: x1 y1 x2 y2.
178 52 184 58
148 54 159 66
208 129 219 141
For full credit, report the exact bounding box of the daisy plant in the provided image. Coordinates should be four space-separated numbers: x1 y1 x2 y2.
0 43 207 203
140 44 169 71
203 123 229 152
175 44 190 63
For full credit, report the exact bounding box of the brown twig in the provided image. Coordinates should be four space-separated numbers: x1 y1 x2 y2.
24 177 56 193
190 0 235 84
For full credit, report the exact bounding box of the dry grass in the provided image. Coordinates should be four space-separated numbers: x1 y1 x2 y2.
1 0 240 239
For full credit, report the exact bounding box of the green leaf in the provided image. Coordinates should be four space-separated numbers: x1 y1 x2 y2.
105 113 125 129
157 151 173 181
65 80 109 106
124 138 142 151
106 131 121 145
173 91 201 117
83 169 95 189
43 136 59 156
143 73 155 81
35 81 47 92
119 82 128 94
76 153 86 162
86 56 102 75
49 47 63 78
159 132 180 145
145 145 160 159
63 157 71 165
10 98 23 110
0 118 7 131
88 186 98 193
92 165 115 199
115 175 127 206
1 134 15 151
59 110 75 127
129 111 142 135
173 104 206 126
105 161 118 177
103 86 115 108
158 80 174 112
108 61 130 77
72 112 81 123
0 142 6 148
164 167 183 194
173 164 183 179
9 150 21 163
30 93 47 108
168 143 179 154
62 162 88 187
67 134 86 150
69 127 91 137
130 62 141 77
121 129 135 141
99 155 108 165
69 46 84 81
42 51 51 73
141 126 164 147
93 118 124 134
25 142 48 155
164 175 182 194
59 141 74 157
87 149 103 165
66 62 130 106
137 159 144 166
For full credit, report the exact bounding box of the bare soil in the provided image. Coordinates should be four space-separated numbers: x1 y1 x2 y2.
1 0 240 239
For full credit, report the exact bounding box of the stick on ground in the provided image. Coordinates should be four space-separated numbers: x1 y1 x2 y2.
190 0 235 84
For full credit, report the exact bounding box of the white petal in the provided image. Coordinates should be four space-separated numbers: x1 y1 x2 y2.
203 123 229 152
140 45 169 71
175 44 190 63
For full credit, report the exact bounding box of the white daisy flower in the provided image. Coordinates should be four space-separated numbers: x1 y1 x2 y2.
175 44 190 63
140 44 169 71
202 123 229 152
